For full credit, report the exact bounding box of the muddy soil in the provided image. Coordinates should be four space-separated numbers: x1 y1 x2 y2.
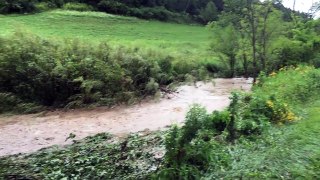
0 78 252 156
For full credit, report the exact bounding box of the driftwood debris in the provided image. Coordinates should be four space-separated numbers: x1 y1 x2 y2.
159 86 178 99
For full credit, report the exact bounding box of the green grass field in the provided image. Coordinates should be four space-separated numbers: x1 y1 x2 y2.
0 10 213 61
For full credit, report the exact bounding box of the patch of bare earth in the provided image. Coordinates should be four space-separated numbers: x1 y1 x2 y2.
0 78 252 156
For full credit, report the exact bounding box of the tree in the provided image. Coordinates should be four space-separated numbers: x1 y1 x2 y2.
200 1 218 23
309 1 320 18
0 0 36 13
245 0 259 80
214 0 289 77
210 24 240 77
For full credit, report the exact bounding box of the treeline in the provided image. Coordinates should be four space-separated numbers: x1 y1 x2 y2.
0 0 310 23
209 0 320 78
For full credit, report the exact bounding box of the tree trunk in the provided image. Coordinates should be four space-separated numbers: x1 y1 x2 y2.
247 0 258 81
242 52 249 78
260 4 271 71
230 54 236 78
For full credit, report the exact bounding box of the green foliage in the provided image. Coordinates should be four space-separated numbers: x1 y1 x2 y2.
97 0 129 14
207 100 320 179
0 92 42 113
157 66 320 178
0 31 209 113
62 2 93 12
0 0 36 13
34 2 51 12
210 24 239 77
255 66 320 104
1 67 320 179
210 0 320 77
158 105 230 178
199 1 218 23
129 6 179 21
0 132 166 179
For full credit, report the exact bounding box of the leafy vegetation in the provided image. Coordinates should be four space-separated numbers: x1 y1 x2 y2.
0 31 212 113
0 132 166 179
157 66 320 179
209 0 320 78
1 66 319 179
1 0 320 179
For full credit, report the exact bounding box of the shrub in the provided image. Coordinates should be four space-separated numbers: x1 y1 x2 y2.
0 31 209 113
255 66 320 104
97 0 129 14
46 0 64 8
63 2 94 12
0 93 42 113
158 105 231 179
35 2 51 12
0 93 20 113
129 6 173 21
205 110 230 132
204 61 222 74
0 0 36 13
158 66 320 178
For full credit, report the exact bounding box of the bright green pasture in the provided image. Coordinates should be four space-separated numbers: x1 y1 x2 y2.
0 10 213 60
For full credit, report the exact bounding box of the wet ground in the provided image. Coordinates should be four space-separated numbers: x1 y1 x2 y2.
0 78 252 156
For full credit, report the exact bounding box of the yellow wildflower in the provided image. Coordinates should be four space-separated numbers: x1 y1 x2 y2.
270 72 277 77
286 111 296 121
266 100 274 108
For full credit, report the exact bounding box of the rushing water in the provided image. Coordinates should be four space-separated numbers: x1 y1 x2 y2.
0 78 252 156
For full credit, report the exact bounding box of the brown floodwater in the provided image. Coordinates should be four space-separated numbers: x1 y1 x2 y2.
0 78 252 156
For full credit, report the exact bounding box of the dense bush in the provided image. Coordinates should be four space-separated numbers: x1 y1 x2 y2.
255 66 320 104
157 66 320 178
62 2 93 11
0 32 207 113
0 0 36 13
158 105 230 179
34 2 51 11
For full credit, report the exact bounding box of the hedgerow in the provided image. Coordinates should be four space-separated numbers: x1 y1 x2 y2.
0 31 208 113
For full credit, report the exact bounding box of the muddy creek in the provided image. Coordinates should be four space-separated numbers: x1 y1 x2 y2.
0 78 252 156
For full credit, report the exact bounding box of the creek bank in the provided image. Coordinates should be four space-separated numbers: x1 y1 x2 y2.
0 78 252 156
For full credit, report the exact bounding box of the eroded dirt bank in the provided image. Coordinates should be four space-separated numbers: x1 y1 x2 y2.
0 78 252 156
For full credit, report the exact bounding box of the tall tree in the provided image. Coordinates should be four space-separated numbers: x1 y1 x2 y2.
246 0 259 79
257 0 272 71
200 1 218 23
210 24 240 77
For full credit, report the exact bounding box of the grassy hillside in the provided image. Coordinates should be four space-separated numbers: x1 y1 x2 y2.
0 10 218 113
0 10 212 60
